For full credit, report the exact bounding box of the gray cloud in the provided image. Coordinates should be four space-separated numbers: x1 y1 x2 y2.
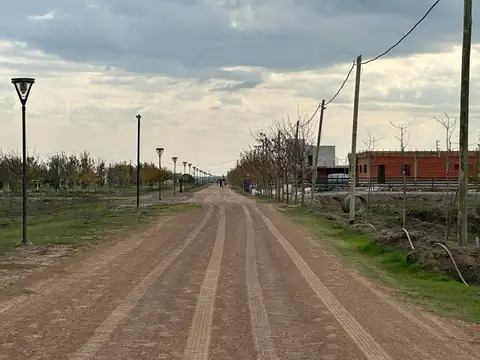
0 0 473 80
211 80 261 92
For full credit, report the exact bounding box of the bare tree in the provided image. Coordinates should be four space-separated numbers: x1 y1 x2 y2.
390 120 411 228
362 130 384 219
362 130 384 151
389 120 411 152
433 113 457 242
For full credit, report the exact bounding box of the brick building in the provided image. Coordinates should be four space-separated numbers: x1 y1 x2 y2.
356 150 479 185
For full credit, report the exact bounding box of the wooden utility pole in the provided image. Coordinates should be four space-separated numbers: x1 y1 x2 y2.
310 100 326 209
349 55 362 224
458 0 472 246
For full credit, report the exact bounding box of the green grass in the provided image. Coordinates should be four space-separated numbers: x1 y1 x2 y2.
282 207 480 323
0 200 200 256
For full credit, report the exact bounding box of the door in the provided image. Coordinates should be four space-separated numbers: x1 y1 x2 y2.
377 164 385 184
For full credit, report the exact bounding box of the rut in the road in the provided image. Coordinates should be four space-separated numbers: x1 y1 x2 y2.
182 205 226 360
242 204 279 360
252 205 392 360
69 205 214 360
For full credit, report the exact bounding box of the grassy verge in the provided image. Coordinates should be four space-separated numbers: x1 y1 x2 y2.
0 200 200 256
281 207 480 323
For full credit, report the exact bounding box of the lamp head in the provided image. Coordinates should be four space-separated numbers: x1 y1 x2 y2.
172 156 177 163
11 77 35 106
156 147 164 156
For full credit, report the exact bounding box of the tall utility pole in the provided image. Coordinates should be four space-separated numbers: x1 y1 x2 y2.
136 114 141 208
310 100 326 209
349 55 362 224
458 0 472 246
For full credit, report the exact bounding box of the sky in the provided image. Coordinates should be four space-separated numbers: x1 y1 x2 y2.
0 0 480 175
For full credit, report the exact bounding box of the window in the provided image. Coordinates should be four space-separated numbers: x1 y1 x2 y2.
359 165 363 173
454 163 459 170
402 164 411 176
363 164 367 173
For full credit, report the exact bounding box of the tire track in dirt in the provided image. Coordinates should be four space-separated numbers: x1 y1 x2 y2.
250 208 365 360
257 203 480 360
252 205 392 360
208 201 255 360
182 205 226 360
0 209 210 360
68 205 215 360
0 209 199 316
241 204 279 360
91 206 220 359
349 272 479 360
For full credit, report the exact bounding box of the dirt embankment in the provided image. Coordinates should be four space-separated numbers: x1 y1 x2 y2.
313 194 480 284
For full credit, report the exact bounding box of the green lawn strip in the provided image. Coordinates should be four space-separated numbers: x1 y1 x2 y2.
281 207 480 323
0 201 200 256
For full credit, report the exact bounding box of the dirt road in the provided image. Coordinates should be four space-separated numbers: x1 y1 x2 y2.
0 186 479 359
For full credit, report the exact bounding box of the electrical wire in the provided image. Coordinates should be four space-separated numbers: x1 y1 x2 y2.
319 0 441 107
361 0 441 65
234 0 442 165
325 61 356 106
301 102 322 128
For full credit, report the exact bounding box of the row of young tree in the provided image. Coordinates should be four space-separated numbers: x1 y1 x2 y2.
0 151 176 192
227 112 318 207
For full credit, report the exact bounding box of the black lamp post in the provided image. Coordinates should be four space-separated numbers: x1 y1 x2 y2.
136 114 141 208
182 161 187 191
156 147 164 200
172 157 177 196
11 77 35 244
188 163 192 187
193 166 197 185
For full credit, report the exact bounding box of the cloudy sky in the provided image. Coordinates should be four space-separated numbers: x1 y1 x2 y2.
0 0 479 174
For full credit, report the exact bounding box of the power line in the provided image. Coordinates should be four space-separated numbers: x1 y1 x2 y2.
301 102 322 127
325 61 356 106
361 0 441 65
320 0 441 107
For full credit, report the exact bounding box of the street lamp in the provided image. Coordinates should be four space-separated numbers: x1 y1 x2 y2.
156 147 164 200
172 157 177 196
182 161 187 190
188 163 192 187
136 114 141 208
11 77 35 244
193 166 197 185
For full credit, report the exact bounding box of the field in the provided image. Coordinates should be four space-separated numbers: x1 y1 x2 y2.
0 184 203 290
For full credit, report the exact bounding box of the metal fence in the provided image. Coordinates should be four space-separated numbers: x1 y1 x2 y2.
311 177 480 192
